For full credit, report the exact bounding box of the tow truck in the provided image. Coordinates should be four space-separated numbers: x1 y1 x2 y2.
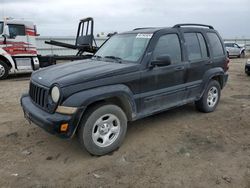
0 17 98 79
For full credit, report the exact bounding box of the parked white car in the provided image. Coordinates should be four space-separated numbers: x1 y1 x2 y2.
225 42 245 58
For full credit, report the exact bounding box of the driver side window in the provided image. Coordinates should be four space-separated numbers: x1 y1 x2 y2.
8 24 25 38
153 34 182 64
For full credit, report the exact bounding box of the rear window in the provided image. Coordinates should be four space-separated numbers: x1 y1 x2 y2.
207 32 224 57
184 32 208 61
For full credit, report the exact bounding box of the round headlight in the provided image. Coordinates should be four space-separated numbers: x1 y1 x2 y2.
51 86 60 103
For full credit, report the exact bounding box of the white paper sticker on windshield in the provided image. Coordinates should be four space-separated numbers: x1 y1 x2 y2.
136 33 153 39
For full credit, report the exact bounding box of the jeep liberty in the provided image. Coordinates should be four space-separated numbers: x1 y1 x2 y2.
21 24 229 156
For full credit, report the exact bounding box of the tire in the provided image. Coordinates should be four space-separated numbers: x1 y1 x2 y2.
0 60 9 80
195 80 221 113
78 104 127 156
240 51 245 58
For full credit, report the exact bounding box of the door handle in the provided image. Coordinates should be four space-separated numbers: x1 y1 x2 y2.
175 66 185 71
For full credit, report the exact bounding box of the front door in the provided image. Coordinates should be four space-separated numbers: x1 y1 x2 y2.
138 33 187 115
4 24 33 70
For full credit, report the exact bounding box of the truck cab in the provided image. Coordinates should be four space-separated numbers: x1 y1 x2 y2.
0 18 39 79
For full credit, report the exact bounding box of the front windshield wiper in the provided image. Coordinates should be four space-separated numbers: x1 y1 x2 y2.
104 56 123 63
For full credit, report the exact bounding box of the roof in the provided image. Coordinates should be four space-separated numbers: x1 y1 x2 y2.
121 23 215 34
122 27 171 34
0 18 34 27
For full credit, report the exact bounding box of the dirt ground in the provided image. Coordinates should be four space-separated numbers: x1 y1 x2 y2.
0 57 250 188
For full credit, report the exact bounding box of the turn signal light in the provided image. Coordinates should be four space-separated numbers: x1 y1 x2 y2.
60 123 69 132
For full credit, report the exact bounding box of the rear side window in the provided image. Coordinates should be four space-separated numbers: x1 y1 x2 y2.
207 32 224 57
153 34 182 64
8 24 25 38
184 32 208 61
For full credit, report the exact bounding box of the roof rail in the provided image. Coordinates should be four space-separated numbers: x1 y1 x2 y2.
133 27 154 31
173 24 214 29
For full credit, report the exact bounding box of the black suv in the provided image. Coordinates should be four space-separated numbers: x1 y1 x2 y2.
21 24 229 156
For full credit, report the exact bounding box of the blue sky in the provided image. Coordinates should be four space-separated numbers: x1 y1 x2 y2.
1 0 250 38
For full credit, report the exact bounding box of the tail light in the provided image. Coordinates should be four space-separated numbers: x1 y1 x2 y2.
224 57 230 71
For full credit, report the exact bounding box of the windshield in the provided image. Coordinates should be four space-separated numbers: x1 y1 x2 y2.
0 22 3 35
95 33 152 63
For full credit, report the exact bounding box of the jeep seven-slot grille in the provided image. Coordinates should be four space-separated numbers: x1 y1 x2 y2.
29 82 48 109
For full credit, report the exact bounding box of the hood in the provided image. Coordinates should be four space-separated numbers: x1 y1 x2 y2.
32 59 139 88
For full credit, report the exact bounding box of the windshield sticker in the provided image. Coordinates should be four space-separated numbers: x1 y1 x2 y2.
136 33 153 39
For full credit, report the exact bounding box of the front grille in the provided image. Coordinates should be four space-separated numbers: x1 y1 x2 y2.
29 82 48 109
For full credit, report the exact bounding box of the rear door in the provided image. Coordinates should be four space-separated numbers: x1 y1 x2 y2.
183 32 210 100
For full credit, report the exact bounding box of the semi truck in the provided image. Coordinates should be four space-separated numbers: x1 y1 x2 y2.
0 17 98 79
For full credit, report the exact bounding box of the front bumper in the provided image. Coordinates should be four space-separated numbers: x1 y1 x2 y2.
20 94 84 138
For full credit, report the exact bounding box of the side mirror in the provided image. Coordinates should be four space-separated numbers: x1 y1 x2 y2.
151 55 171 67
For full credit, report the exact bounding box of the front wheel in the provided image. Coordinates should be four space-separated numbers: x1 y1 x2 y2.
0 60 9 80
195 80 221 113
78 104 127 156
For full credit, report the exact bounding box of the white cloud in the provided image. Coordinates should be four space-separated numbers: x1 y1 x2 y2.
1 0 250 38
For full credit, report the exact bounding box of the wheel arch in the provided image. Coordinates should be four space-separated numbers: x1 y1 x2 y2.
199 67 226 99
211 75 224 89
62 84 137 121
0 55 12 69
81 95 135 122
0 48 16 70
240 48 245 54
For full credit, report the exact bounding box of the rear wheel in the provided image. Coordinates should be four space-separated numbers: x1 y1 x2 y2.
195 80 221 113
0 60 9 80
78 104 127 156
240 51 245 58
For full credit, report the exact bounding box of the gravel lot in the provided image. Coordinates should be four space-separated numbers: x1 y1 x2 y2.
0 57 250 187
